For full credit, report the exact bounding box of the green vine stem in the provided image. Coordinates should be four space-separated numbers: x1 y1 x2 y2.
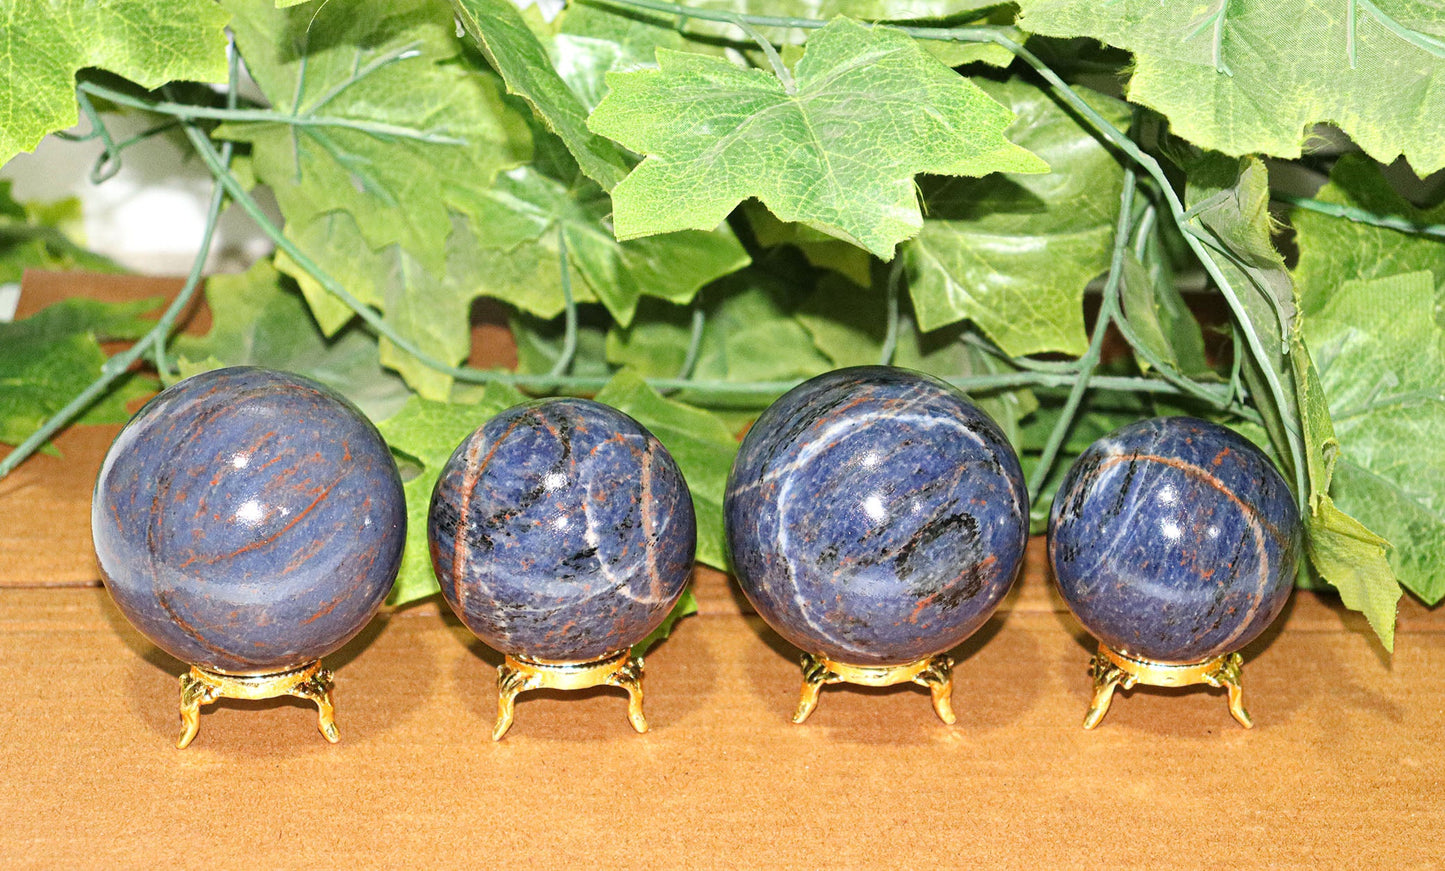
1278 193 1445 240
546 230 579 381
77 80 465 146
1026 170 1138 500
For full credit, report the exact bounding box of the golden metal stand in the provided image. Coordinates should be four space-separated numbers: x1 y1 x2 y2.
793 652 956 725
1084 643 1250 729
176 660 338 749
493 650 647 741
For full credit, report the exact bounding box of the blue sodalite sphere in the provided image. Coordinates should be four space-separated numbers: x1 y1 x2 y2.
92 366 405 674
1048 417 1302 663
428 399 695 661
724 366 1029 666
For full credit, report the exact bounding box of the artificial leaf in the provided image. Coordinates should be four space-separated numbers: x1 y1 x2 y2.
1182 153 1302 490
0 298 159 450
0 183 122 282
606 267 832 415
1017 0 1445 174
1293 153 1445 313
1119 251 1213 379
280 211 484 399
0 0 229 164
593 370 739 569
452 0 632 189
458 164 751 325
902 77 1129 354
1307 496 1401 650
743 202 873 286
1290 153 1445 612
171 260 412 421
588 17 1047 258
553 2 700 113
798 274 1038 449
218 0 531 271
375 382 528 605
1303 270 1445 605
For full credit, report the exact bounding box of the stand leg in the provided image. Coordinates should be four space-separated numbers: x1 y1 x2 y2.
177 672 218 749
608 657 649 734
793 654 834 724
289 667 339 743
914 655 957 725
1084 654 1130 730
1208 653 1252 729
493 662 534 741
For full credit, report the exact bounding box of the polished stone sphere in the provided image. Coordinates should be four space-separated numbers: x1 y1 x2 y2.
1048 416 1302 663
724 366 1029 666
428 399 695 661
92 366 405 674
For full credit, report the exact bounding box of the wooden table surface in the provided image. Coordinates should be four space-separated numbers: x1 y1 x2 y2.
3 274 1443 868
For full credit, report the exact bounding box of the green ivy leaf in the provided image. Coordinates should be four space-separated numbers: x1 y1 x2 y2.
171 260 412 421
1303 271 1444 608
1017 0 1445 174
0 0 230 164
279 211 488 400
1181 153 1301 483
0 184 123 283
901 77 1130 353
0 298 159 450
452 0 633 189
218 0 531 272
1119 250 1213 379
675 0 1003 45
1293 154 1445 310
593 370 739 570
376 382 528 606
459 164 751 326
1290 153 1444 619
552 2 702 113
1306 495 1402 650
588 17 1047 259
743 202 873 286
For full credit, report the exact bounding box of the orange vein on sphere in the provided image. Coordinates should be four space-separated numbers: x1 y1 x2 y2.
301 591 345 625
177 480 337 568
1097 452 1275 651
454 417 527 612
155 591 236 660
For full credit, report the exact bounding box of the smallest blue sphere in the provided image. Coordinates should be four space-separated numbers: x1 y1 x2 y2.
1048 417 1302 663
428 399 695 662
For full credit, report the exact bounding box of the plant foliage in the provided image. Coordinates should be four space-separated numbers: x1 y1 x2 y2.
3 0 1444 651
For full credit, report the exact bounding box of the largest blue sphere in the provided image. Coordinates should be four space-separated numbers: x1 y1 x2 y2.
725 367 1029 666
1048 417 1302 663
428 399 695 661
92 367 406 674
